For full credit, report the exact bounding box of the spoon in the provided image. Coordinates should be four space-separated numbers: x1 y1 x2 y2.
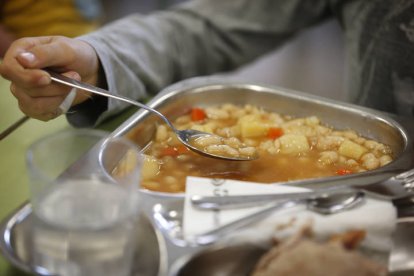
191 188 356 210
46 70 256 161
152 190 365 246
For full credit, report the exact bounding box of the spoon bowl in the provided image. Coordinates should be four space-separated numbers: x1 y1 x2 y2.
178 129 258 161
47 71 256 161
306 190 365 214
191 188 363 210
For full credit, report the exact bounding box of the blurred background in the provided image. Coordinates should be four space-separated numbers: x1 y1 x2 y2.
0 0 347 142
101 0 347 101
0 2 346 274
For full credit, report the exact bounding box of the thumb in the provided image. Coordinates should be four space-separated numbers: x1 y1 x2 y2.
16 37 76 70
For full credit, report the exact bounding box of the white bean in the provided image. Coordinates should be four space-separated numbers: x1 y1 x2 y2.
305 116 320 126
194 135 222 147
206 107 230 119
353 137 366 145
224 137 242 148
316 135 344 150
239 147 257 156
175 115 191 124
206 144 239 157
364 140 379 150
319 151 339 165
345 159 358 167
379 155 392 166
361 153 380 170
342 130 358 140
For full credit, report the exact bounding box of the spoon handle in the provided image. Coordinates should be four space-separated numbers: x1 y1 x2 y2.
192 190 364 245
191 188 352 210
47 70 176 130
193 200 299 245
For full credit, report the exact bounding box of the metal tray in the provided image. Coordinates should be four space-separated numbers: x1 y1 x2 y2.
2 198 414 276
156 200 414 276
111 77 414 194
2 78 413 275
169 217 414 276
0 201 169 276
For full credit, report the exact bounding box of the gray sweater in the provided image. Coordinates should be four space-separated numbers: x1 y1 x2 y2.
68 0 414 127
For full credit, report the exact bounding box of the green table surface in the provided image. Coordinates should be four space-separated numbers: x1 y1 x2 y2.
0 76 138 275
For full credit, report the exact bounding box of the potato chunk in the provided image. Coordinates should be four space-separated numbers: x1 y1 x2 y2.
279 134 310 154
338 140 368 160
239 114 270 138
141 154 161 180
155 125 169 142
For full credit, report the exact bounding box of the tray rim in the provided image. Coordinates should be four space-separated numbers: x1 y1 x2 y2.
0 200 169 276
111 76 414 195
0 201 32 274
3 199 414 276
158 198 414 276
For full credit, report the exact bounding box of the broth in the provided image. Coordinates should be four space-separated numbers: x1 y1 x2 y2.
129 104 393 193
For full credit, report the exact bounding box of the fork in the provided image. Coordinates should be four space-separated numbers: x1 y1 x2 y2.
361 167 414 200
362 168 414 215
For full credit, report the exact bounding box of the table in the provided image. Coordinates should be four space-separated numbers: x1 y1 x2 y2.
0 76 137 275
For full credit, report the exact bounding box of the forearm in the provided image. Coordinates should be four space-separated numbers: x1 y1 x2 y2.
73 0 330 126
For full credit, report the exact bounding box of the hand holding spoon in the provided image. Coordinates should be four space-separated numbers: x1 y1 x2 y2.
47 71 258 161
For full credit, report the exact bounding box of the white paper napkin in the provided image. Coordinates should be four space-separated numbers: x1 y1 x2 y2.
58 88 77 114
183 177 397 253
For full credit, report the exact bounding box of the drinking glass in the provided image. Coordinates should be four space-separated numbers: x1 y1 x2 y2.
26 129 142 276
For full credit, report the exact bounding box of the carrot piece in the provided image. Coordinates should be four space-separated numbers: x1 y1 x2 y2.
267 127 284 139
336 169 353 175
176 145 190 154
161 145 189 156
191 107 206 121
161 146 179 156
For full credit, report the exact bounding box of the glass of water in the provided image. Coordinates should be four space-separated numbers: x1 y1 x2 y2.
26 129 142 276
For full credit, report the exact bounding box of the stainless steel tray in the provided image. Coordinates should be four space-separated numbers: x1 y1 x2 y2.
112 77 414 193
2 198 414 276
169 217 414 276
156 200 414 276
2 78 413 275
0 201 169 276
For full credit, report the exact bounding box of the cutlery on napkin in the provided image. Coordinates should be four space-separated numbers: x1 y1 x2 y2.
182 177 397 256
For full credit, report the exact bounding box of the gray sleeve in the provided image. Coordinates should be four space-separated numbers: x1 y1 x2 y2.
68 0 330 127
